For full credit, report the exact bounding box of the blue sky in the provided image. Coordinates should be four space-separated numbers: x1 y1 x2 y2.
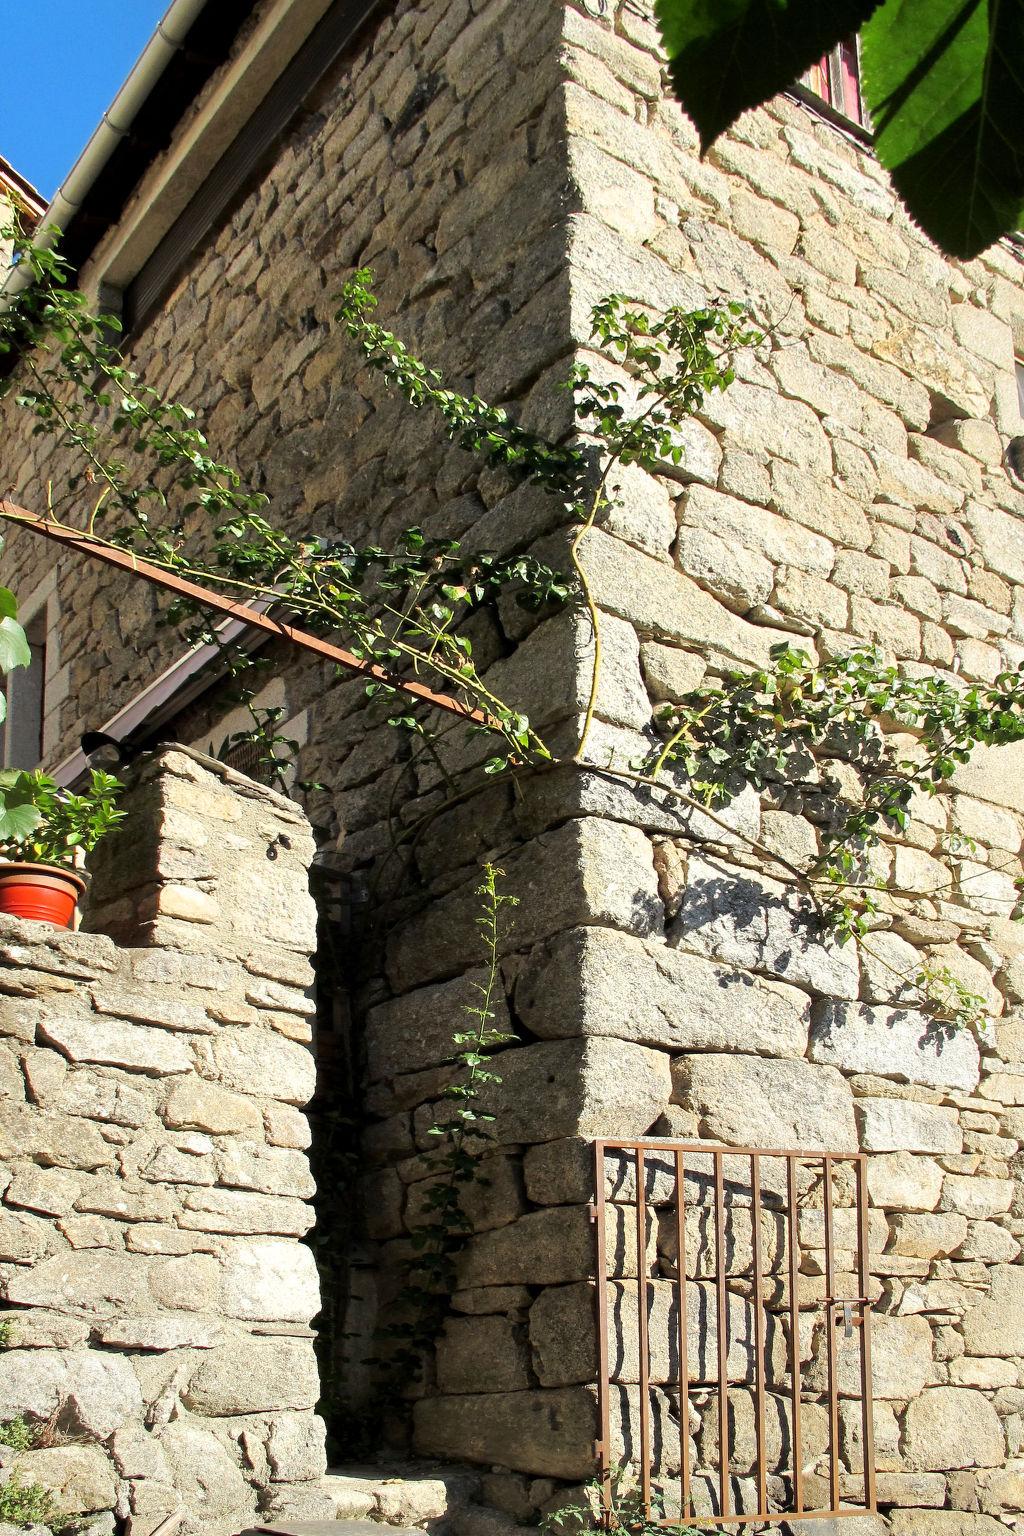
1 1 170 201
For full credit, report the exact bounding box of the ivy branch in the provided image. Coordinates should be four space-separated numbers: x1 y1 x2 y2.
1 209 264 551
339 268 761 762
384 863 518 1372
648 643 1024 934
0 218 569 772
543 1466 702 1536
566 294 761 757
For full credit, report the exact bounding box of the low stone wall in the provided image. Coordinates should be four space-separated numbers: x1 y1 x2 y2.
0 747 326 1536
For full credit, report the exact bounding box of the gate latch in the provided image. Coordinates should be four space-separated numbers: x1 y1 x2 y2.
831 1298 870 1337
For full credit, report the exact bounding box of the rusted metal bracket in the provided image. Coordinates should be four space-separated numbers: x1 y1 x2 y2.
0 501 487 726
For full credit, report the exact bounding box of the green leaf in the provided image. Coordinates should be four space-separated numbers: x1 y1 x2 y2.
0 780 42 843
0 588 18 621
654 0 881 148
0 802 42 841
862 0 1024 258
0 617 31 673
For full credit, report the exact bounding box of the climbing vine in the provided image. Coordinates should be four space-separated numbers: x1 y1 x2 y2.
383 863 518 1372
2 208 1022 1389
0 212 757 789
649 642 1024 938
2 209 1021 1039
543 1467 701 1536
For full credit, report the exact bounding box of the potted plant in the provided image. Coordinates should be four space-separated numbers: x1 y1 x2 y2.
0 768 125 928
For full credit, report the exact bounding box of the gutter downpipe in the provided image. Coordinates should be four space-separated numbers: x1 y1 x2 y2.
0 0 211 302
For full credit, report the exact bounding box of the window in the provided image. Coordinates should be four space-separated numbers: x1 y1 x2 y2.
1005 360 1024 484
0 612 45 769
801 39 865 128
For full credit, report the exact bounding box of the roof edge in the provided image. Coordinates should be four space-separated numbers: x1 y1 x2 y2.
38 0 213 252
0 155 46 217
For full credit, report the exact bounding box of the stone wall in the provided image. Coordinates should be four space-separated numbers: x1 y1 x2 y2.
0 0 577 777
3 0 1024 1525
0 746 325 1536
353 6 1024 1525
0 0 595 1467
415 1 1024 1529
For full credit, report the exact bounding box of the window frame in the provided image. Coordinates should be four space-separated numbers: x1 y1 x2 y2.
799 37 867 133
0 609 46 770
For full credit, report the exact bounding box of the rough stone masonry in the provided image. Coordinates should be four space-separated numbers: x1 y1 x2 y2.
2 0 1024 1530
0 748 325 1536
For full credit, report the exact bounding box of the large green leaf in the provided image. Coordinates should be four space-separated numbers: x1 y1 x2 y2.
0 799 42 842
0 588 17 621
0 773 42 843
862 0 1024 258
654 0 881 148
0 616 30 673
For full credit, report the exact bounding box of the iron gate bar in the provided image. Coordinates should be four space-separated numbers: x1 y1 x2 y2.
592 1138 877 1529
593 1161 613 1526
596 1137 873 1160
674 1148 690 1524
680 1513 878 1527
750 1152 767 1519
823 1156 840 1511
636 1147 652 1517
713 1152 729 1520
786 1156 804 1518
856 1158 877 1511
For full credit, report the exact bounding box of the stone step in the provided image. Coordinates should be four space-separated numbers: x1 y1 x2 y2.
321 1464 483 1530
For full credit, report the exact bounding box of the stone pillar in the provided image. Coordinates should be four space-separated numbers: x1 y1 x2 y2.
0 747 326 1536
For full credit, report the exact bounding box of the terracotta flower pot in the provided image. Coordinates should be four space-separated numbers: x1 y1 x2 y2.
0 863 86 929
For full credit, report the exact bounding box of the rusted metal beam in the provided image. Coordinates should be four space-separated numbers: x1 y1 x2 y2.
0 501 487 725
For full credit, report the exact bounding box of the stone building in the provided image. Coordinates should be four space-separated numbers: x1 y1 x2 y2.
0 156 44 276
2 1 1024 1533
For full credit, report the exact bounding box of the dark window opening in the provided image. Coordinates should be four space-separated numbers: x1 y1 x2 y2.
220 735 284 787
0 613 45 769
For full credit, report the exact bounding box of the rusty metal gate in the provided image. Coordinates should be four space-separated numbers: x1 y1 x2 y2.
591 1140 877 1527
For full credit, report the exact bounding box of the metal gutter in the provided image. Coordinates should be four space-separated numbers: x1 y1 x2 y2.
1 0 211 299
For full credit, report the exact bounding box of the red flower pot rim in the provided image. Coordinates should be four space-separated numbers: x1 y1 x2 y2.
0 861 87 892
